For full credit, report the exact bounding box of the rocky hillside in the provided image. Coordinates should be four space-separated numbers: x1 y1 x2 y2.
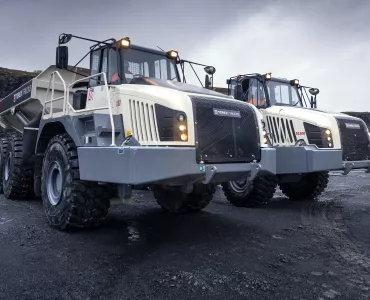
0 67 39 99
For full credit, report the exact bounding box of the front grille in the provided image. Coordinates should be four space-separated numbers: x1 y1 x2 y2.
129 99 159 142
266 116 297 145
335 117 370 161
190 96 260 163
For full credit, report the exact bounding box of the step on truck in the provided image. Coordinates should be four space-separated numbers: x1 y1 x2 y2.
0 34 276 230
214 72 370 206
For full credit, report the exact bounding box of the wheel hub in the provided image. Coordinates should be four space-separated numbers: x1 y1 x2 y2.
229 178 251 193
47 161 63 206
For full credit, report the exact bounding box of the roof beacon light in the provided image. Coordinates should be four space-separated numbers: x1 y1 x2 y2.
265 72 272 80
290 79 299 86
167 50 178 59
120 37 131 48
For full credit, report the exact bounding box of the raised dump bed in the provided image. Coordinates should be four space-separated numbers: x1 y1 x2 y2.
0 65 88 133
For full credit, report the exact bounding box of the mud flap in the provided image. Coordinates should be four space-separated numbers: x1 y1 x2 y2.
22 127 39 168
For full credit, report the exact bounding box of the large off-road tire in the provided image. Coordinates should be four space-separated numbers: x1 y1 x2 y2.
279 171 329 201
222 175 278 207
41 133 111 231
0 137 9 194
2 133 34 199
153 183 215 213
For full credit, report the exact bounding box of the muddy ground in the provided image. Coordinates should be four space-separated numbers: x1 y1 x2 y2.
1 171 370 300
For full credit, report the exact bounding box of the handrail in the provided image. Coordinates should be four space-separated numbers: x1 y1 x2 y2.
43 71 67 119
67 102 110 113
67 72 116 146
44 71 116 147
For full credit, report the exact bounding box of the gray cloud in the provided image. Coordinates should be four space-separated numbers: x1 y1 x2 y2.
1 0 369 112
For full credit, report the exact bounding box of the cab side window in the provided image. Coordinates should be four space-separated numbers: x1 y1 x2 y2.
101 49 108 82
248 79 266 108
108 48 119 84
89 50 101 87
89 48 108 87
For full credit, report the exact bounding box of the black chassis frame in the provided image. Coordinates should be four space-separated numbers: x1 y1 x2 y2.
226 73 318 109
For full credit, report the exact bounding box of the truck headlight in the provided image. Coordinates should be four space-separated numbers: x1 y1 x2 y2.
180 133 188 141
323 128 333 148
263 130 270 145
177 113 188 141
178 114 185 122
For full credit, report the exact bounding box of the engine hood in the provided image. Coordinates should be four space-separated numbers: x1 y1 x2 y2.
129 77 232 98
264 104 368 131
271 104 362 120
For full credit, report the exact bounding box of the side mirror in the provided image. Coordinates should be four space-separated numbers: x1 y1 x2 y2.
204 66 216 75
205 75 211 89
309 88 319 96
56 46 68 69
59 33 72 45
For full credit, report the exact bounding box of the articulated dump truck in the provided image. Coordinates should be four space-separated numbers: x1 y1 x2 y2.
0 33 276 231
214 72 370 207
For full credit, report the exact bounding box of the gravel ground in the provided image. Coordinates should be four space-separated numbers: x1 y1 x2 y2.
1 171 370 300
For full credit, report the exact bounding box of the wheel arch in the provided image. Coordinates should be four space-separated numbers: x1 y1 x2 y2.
36 117 82 155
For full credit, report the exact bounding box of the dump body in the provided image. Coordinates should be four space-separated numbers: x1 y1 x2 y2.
0 66 88 132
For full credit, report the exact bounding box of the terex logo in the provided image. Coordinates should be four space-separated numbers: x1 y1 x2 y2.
213 108 241 118
345 123 361 129
13 85 32 102
296 132 306 136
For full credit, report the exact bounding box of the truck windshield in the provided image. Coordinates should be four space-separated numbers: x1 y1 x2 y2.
265 80 302 107
120 48 179 83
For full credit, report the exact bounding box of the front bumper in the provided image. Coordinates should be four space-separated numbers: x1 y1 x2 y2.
77 147 276 185
275 146 343 174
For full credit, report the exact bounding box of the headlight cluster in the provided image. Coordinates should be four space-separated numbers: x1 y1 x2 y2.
324 128 333 148
177 113 188 141
261 120 270 145
263 130 268 145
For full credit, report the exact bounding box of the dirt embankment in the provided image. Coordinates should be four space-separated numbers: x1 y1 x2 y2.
0 67 38 99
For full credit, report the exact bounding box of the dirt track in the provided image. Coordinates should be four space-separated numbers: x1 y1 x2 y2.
1 171 370 300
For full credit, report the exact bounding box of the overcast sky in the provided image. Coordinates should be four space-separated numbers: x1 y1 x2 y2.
1 0 369 112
